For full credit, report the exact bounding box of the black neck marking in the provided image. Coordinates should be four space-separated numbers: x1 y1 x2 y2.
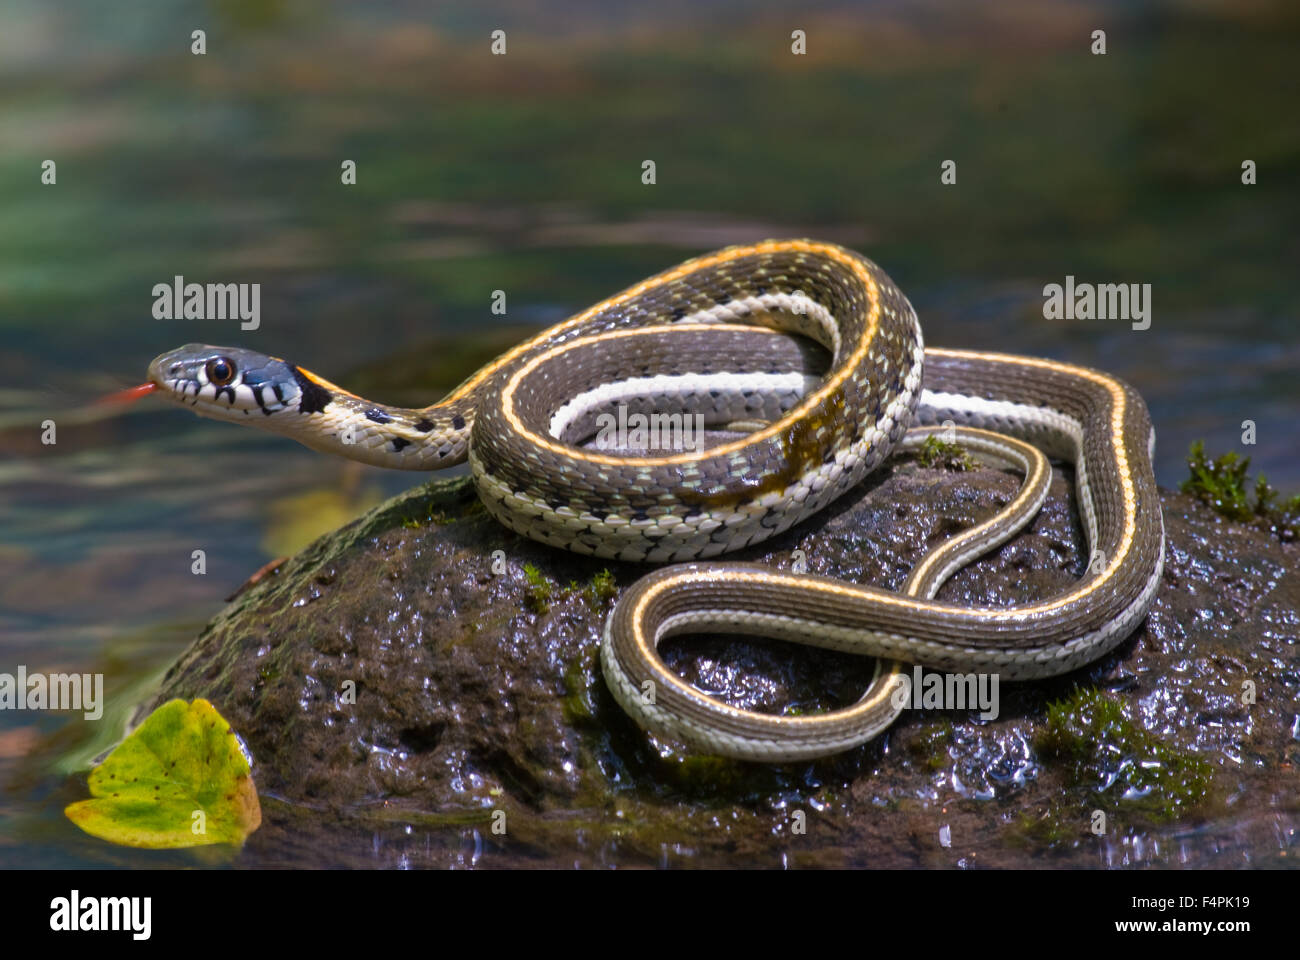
292 366 333 415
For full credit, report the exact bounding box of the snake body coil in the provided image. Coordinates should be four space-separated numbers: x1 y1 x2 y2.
147 240 1165 761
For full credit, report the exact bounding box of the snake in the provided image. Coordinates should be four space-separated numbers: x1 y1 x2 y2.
138 239 1165 762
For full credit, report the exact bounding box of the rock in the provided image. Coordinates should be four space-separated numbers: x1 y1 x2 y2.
147 454 1300 868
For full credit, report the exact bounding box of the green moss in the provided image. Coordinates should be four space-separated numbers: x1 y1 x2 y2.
1008 688 1218 851
1033 686 1215 824
561 643 600 725
915 435 975 471
356 476 476 540
519 565 616 618
584 569 618 607
1009 802 1080 848
397 505 452 530
557 573 619 724
1181 440 1253 520
522 563 555 614
363 804 499 829
1181 440 1300 537
906 719 953 772
667 754 757 791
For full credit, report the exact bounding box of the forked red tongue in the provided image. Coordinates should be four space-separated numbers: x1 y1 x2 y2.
99 382 158 405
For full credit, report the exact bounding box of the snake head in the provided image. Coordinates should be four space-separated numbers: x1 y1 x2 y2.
148 343 306 421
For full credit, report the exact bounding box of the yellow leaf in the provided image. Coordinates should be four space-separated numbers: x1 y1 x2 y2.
65 699 261 849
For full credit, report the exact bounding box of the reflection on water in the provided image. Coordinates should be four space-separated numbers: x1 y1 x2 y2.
1 0 1297 867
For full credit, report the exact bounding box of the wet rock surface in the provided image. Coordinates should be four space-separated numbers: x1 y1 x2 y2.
148 456 1300 868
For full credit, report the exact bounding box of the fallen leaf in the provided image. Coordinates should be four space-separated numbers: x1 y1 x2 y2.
65 698 261 849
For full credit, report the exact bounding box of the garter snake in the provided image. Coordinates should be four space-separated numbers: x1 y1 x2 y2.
143 239 1165 761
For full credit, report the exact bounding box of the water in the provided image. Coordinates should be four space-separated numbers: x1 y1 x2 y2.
1 0 1297 867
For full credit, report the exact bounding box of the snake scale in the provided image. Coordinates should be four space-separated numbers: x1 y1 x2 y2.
142 239 1165 761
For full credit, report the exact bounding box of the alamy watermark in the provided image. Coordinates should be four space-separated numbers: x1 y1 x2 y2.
50 891 150 940
1043 276 1151 331
891 666 1000 720
152 275 260 330
591 406 706 453
0 666 102 720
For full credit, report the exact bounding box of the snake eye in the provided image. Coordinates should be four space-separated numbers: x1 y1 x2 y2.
206 357 236 386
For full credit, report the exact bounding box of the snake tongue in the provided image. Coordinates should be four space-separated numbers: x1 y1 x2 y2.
99 382 158 405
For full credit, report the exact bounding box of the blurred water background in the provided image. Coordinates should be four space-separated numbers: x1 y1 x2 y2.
0 0 1296 866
